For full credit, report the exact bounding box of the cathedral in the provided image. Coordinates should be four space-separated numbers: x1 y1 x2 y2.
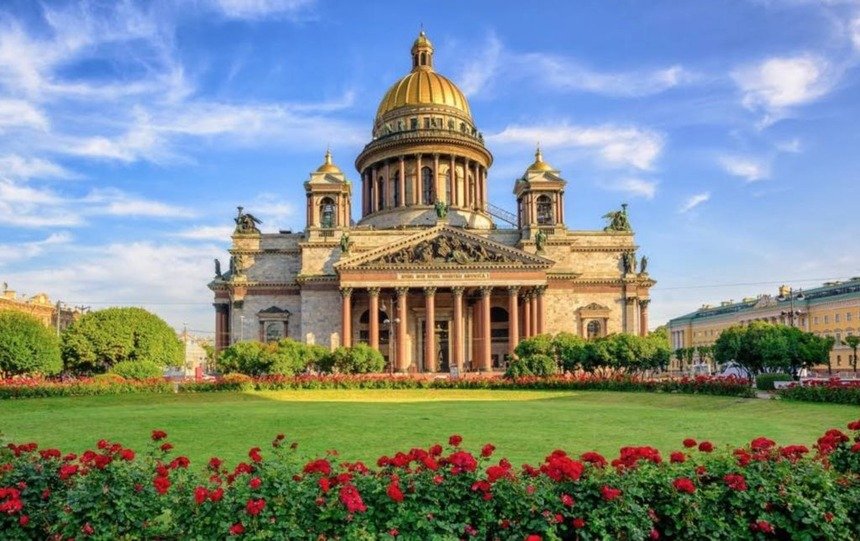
210 32 655 373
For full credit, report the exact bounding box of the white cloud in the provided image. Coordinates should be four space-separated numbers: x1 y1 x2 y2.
608 177 658 199
174 225 235 241
0 100 47 130
488 123 664 170
208 0 315 19
732 55 838 125
3 241 221 332
776 138 802 153
680 192 711 213
852 16 860 50
0 155 74 180
0 232 72 266
458 34 696 98
719 155 771 182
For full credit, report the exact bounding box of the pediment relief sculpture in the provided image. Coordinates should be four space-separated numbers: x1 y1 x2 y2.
364 234 516 267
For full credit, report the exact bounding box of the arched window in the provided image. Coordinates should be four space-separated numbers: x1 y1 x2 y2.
377 177 385 209
421 167 433 204
420 52 426 66
468 175 475 207
536 195 553 225
358 310 390 346
445 170 452 204
319 197 336 228
587 320 601 340
391 172 401 207
265 322 284 342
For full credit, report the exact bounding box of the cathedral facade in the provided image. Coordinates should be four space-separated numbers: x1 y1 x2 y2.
210 33 655 373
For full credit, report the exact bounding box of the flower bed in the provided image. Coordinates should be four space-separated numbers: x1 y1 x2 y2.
0 374 755 400
2 421 859 540
776 378 860 405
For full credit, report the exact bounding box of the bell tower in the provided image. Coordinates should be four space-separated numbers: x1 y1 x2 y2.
304 149 352 234
514 146 567 231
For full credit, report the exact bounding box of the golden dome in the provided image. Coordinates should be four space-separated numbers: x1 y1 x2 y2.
527 146 555 172
375 31 472 120
315 149 342 174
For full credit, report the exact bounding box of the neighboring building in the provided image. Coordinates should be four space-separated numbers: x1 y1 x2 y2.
166 331 214 378
0 285 85 332
209 33 655 373
667 278 860 373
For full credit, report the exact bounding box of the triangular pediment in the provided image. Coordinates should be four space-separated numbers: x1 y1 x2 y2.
336 226 552 270
581 302 610 311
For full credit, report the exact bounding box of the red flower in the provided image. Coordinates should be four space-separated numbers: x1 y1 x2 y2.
170 456 190 469
249 477 262 489
670 451 686 464
194 486 208 505
723 473 747 491
650 529 660 540
682 438 697 448
303 458 332 476
751 520 775 534
18 515 29 526
481 444 496 458
448 450 478 474
600 485 622 501
245 498 266 516
153 476 171 495
338 483 367 513
209 487 224 502
160 443 174 453
851 442 860 453
572 517 586 529
449 434 463 447
58 464 78 480
580 451 607 468
229 522 245 535
561 493 574 507
248 447 263 463
389 528 399 537
750 437 776 451
119 449 135 461
387 478 404 503
672 477 696 494
526 535 542 541
82 522 94 536
540 450 585 481
847 419 860 430
698 441 714 453
429 444 443 456
151 430 168 441
208 457 223 471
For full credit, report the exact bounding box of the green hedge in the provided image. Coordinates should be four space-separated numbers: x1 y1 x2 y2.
755 372 792 391
776 380 860 406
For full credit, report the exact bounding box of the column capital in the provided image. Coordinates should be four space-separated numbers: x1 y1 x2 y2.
433 152 440 158
639 298 651 307
535 285 547 296
506 285 521 295
423 286 437 297
395 286 409 297
368 287 380 297
451 286 465 296
339 287 353 298
399 155 405 162
479 286 493 297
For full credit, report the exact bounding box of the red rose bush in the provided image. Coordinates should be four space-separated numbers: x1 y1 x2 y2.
2 421 860 539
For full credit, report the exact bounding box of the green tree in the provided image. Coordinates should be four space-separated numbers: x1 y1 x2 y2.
216 341 273 375
0 312 62 377
673 347 684 370
843 335 860 374
504 353 557 378
514 334 554 359
553 332 587 372
324 344 384 374
61 308 183 374
714 325 746 377
645 329 671 371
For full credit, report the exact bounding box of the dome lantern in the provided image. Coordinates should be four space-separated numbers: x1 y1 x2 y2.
411 30 433 70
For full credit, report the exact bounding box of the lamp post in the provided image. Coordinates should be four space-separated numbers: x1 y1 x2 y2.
383 311 400 375
778 287 805 328
240 315 245 341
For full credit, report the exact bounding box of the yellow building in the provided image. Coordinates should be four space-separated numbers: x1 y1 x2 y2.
667 278 860 374
0 286 85 332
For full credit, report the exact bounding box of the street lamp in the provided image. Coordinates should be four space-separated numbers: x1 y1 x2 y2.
778 287 805 328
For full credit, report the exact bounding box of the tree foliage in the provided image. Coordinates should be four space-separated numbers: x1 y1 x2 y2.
61 308 182 374
844 335 860 373
504 353 557 378
713 322 833 378
109 360 164 380
0 312 62 377
215 339 328 376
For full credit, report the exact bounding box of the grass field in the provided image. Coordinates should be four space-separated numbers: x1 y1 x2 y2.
1 389 856 466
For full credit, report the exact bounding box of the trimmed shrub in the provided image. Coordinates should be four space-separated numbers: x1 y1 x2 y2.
776 379 860 405
755 372 792 391
324 344 385 374
504 353 557 378
110 360 164 380
0 312 62 377
61 308 182 374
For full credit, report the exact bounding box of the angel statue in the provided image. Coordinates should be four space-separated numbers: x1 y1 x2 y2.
602 203 632 232
214 258 222 278
622 251 637 274
234 206 262 234
535 228 548 253
340 232 351 254
639 255 649 274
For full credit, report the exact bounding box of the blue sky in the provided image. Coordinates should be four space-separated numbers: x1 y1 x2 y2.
1 0 859 336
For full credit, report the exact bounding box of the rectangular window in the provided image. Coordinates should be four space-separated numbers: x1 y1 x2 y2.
835 314 841 323
847 312 852 321
813 317 819 324
824 315 829 324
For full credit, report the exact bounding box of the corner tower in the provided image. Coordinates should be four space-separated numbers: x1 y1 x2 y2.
355 31 494 229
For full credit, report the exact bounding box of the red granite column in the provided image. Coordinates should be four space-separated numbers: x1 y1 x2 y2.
507 286 520 356
396 287 408 372
368 288 380 351
340 287 352 348
424 287 436 373
480 287 492 371
452 287 464 371
639 299 650 337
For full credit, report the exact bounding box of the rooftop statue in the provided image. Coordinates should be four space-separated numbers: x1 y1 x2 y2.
535 228 547 253
603 203 632 232
234 206 262 234
434 200 448 219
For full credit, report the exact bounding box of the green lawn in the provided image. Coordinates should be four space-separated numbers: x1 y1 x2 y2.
1 390 856 466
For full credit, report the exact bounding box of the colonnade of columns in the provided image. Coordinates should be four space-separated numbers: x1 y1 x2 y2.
360 153 488 216
339 285 547 373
